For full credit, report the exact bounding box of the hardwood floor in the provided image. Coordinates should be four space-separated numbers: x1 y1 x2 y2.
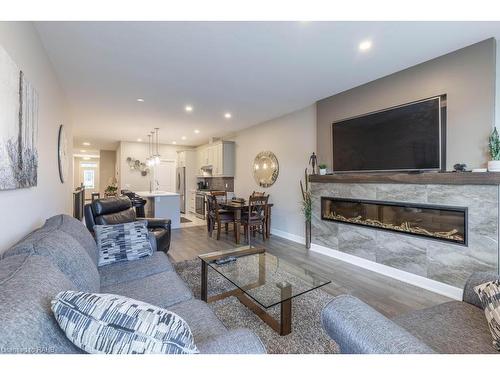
169 225 451 318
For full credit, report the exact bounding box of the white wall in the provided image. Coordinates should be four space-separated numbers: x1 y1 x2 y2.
233 105 316 240
118 141 188 191
99 150 116 195
0 22 72 253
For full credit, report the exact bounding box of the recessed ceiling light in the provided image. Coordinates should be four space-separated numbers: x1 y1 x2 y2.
137 138 142 142
359 40 372 51
83 157 91 160
194 129 200 134
224 113 232 119
82 142 90 146
80 150 86 153
185 105 193 112
137 98 144 102
181 136 187 140
172 141 177 145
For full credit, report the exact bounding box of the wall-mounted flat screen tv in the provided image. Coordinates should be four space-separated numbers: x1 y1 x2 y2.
332 97 444 172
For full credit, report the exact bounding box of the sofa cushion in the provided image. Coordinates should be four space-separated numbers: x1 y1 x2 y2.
101 271 192 308
167 299 227 344
5 229 100 292
394 300 498 353
0 252 82 353
474 279 500 350
197 329 266 354
99 251 174 287
94 221 153 266
51 291 199 354
44 214 98 266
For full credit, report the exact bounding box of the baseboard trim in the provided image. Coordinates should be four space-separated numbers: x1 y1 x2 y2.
310 243 462 300
271 228 462 300
270 228 305 244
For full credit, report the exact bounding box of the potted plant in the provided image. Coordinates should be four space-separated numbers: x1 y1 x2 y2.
318 164 327 175
104 184 118 197
300 168 312 249
488 128 500 172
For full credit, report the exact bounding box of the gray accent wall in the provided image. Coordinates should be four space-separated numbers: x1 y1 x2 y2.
317 38 496 171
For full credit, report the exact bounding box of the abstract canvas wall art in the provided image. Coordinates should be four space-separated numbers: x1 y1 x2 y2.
0 45 38 190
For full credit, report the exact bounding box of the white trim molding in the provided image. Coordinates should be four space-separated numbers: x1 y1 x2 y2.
271 227 463 300
310 243 463 300
270 227 305 244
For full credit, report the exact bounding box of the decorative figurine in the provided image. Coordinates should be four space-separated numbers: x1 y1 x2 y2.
309 152 318 175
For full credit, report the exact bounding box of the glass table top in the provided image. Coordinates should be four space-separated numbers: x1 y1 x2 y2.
199 246 331 309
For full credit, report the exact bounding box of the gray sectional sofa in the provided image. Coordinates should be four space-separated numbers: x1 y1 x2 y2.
0 214 265 354
321 272 499 354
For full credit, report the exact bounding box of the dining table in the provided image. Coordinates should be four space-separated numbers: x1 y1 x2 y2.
217 201 274 244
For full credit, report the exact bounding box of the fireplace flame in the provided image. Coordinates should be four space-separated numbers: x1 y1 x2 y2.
324 212 464 242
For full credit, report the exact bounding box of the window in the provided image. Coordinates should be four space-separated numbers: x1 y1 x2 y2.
83 169 95 189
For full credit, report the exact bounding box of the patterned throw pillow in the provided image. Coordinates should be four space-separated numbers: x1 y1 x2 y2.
51 291 199 354
94 221 153 266
474 280 500 350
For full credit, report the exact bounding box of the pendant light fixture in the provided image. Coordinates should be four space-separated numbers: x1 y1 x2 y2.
146 134 152 167
154 128 161 165
145 129 161 167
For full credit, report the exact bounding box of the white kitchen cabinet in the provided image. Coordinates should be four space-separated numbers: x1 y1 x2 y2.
189 191 196 213
177 151 186 167
196 141 235 176
212 141 235 176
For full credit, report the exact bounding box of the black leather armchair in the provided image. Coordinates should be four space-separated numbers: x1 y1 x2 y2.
84 196 171 253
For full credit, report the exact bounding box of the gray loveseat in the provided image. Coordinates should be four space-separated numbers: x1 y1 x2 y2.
0 214 265 354
321 272 499 354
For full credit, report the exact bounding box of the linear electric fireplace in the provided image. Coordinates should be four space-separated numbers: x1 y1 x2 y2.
321 197 467 245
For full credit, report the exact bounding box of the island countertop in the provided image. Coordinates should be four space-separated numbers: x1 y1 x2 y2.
135 191 180 198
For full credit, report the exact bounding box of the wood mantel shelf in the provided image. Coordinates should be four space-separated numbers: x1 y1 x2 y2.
308 172 500 185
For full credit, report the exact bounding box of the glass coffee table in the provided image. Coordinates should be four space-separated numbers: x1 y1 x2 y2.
199 246 331 336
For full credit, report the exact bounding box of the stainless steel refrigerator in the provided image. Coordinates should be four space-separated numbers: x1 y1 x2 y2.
176 167 186 213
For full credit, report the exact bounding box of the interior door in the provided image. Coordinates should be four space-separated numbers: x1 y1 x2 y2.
156 160 176 193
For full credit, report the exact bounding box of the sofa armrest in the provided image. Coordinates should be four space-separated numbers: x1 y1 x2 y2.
321 295 434 354
197 329 266 354
463 271 500 308
142 217 171 229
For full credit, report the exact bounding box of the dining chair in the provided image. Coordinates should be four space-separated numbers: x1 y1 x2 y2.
206 194 236 241
210 190 227 202
252 191 266 197
252 191 270 238
241 195 269 243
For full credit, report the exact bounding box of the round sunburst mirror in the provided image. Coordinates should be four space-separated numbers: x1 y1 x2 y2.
253 151 279 188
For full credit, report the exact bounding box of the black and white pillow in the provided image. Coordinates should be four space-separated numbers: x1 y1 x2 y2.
94 220 153 266
474 279 500 350
51 291 199 354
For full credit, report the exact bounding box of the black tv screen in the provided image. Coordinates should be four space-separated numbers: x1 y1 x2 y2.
332 97 442 172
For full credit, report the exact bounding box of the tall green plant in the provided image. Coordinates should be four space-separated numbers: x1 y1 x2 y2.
300 168 312 222
489 128 500 161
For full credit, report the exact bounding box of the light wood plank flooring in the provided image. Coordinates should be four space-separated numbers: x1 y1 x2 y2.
169 225 451 318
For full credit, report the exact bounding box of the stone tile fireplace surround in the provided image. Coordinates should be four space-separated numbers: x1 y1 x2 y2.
310 174 499 293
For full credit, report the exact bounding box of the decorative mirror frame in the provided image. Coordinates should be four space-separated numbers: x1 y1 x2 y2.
57 124 68 183
253 151 279 188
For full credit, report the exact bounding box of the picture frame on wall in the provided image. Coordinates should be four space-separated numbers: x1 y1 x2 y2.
57 124 68 183
0 45 39 191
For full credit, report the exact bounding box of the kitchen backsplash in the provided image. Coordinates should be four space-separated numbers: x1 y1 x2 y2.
207 177 234 192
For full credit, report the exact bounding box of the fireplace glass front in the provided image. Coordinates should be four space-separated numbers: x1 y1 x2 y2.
321 197 467 245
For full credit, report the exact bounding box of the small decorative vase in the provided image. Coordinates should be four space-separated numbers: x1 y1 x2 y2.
488 160 500 172
319 168 327 175
305 220 311 249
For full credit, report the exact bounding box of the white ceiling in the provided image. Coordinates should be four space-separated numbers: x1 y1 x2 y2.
34 21 500 150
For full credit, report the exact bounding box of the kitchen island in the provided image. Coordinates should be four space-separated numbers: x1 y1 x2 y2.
136 191 181 229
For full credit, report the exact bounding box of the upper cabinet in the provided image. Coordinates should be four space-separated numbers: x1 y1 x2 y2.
196 141 235 177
